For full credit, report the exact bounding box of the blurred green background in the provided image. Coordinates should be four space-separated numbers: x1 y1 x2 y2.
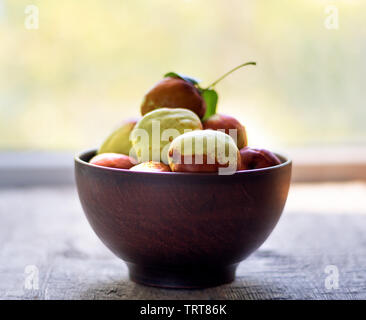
0 0 365 151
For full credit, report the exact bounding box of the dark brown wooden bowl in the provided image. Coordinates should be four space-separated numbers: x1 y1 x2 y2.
75 149 292 288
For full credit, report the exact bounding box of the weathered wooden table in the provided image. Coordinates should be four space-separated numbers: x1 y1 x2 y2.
1 183 365 300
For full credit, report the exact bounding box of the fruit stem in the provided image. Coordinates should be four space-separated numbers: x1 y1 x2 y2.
206 61 256 89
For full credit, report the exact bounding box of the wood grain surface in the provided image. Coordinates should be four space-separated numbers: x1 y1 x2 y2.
0 184 365 300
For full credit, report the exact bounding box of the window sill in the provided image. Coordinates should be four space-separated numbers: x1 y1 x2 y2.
0 146 365 186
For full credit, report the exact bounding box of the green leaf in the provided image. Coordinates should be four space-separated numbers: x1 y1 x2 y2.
201 89 218 120
163 72 200 85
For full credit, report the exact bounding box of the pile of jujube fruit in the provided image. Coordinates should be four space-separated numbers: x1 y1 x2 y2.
90 62 281 173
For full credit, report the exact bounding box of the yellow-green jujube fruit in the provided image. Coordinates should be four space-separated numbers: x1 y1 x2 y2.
98 118 139 156
130 108 202 164
167 129 241 175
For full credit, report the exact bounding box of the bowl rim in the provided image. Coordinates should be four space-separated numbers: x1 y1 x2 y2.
75 149 292 176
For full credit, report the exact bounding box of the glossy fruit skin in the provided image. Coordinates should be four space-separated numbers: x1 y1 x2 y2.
98 118 139 157
240 147 281 170
130 161 171 172
141 77 206 119
89 153 136 169
168 153 241 173
168 130 241 174
203 114 247 149
131 108 203 164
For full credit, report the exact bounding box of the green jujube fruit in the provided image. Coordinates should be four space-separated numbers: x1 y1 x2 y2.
130 108 202 164
98 118 138 156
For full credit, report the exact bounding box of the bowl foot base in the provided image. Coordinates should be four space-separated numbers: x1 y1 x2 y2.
127 263 237 289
